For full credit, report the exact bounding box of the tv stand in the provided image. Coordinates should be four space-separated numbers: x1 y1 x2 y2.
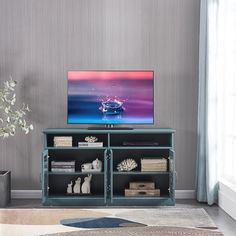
42 128 175 206
88 125 133 130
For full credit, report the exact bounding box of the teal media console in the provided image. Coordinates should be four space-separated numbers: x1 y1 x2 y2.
42 128 175 206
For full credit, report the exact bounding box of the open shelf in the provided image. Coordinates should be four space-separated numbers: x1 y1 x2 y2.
112 149 170 172
110 133 172 147
48 174 105 196
47 149 105 173
46 133 108 148
111 174 170 198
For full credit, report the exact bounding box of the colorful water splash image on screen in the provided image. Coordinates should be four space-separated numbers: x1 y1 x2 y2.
68 71 154 124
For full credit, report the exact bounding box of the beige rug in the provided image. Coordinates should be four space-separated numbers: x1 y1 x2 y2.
42 226 223 236
0 208 222 236
0 208 215 228
0 209 109 225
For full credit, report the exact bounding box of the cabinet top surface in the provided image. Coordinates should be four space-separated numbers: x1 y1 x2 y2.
43 128 175 134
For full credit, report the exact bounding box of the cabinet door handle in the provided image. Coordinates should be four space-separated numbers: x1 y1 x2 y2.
138 184 145 188
138 191 147 195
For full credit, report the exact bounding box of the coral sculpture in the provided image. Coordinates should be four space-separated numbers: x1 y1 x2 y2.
117 158 138 172
85 136 98 143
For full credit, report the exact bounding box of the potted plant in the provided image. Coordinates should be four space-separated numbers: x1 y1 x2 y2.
0 78 33 207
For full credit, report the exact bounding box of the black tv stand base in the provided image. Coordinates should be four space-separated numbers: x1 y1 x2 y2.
88 127 133 130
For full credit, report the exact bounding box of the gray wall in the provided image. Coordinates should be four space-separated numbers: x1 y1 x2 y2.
0 0 200 190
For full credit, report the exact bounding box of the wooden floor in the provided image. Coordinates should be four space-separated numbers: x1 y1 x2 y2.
6 199 236 236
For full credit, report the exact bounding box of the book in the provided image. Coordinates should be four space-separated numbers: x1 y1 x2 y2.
54 136 72 141
51 165 75 169
54 136 72 147
51 161 75 165
141 158 167 171
78 142 103 147
51 168 75 172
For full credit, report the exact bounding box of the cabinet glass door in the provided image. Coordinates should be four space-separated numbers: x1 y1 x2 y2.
169 149 175 200
42 150 49 201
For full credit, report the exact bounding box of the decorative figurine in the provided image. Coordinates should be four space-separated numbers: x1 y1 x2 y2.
92 158 102 171
81 163 93 171
67 181 73 194
81 174 92 194
73 177 81 194
85 136 98 143
81 159 102 172
117 158 138 171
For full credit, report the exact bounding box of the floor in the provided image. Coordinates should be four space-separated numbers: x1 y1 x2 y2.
1 199 236 236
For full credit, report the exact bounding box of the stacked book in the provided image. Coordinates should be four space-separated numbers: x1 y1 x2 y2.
54 136 72 147
51 161 75 172
141 158 168 172
78 142 103 148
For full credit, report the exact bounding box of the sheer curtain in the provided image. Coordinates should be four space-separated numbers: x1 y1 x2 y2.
218 0 236 185
196 0 236 205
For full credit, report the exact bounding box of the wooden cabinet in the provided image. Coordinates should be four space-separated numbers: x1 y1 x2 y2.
42 128 175 206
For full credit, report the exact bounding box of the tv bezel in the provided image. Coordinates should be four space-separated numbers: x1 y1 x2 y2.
67 70 155 125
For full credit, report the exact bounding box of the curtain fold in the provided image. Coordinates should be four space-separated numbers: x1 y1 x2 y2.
196 0 219 205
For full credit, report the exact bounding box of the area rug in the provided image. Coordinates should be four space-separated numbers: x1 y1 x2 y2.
61 217 146 228
42 226 223 236
0 208 222 236
0 208 215 228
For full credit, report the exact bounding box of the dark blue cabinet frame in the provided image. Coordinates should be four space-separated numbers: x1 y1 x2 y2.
42 128 175 206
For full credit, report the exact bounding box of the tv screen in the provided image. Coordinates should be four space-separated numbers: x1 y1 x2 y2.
67 70 154 124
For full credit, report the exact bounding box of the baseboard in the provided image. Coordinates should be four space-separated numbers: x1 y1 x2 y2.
11 190 42 199
11 190 195 199
219 181 236 220
175 190 195 199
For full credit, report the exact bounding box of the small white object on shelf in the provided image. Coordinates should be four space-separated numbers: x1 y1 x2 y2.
81 163 92 171
85 136 98 143
81 159 102 172
81 174 92 194
92 158 102 171
73 177 81 194
67 181 73 194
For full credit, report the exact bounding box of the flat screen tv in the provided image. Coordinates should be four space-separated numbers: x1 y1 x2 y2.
67 70 154 125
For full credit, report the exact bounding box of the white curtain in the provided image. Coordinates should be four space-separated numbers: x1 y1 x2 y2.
196 0 219 205
196 0 236 205
217 0 236 184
